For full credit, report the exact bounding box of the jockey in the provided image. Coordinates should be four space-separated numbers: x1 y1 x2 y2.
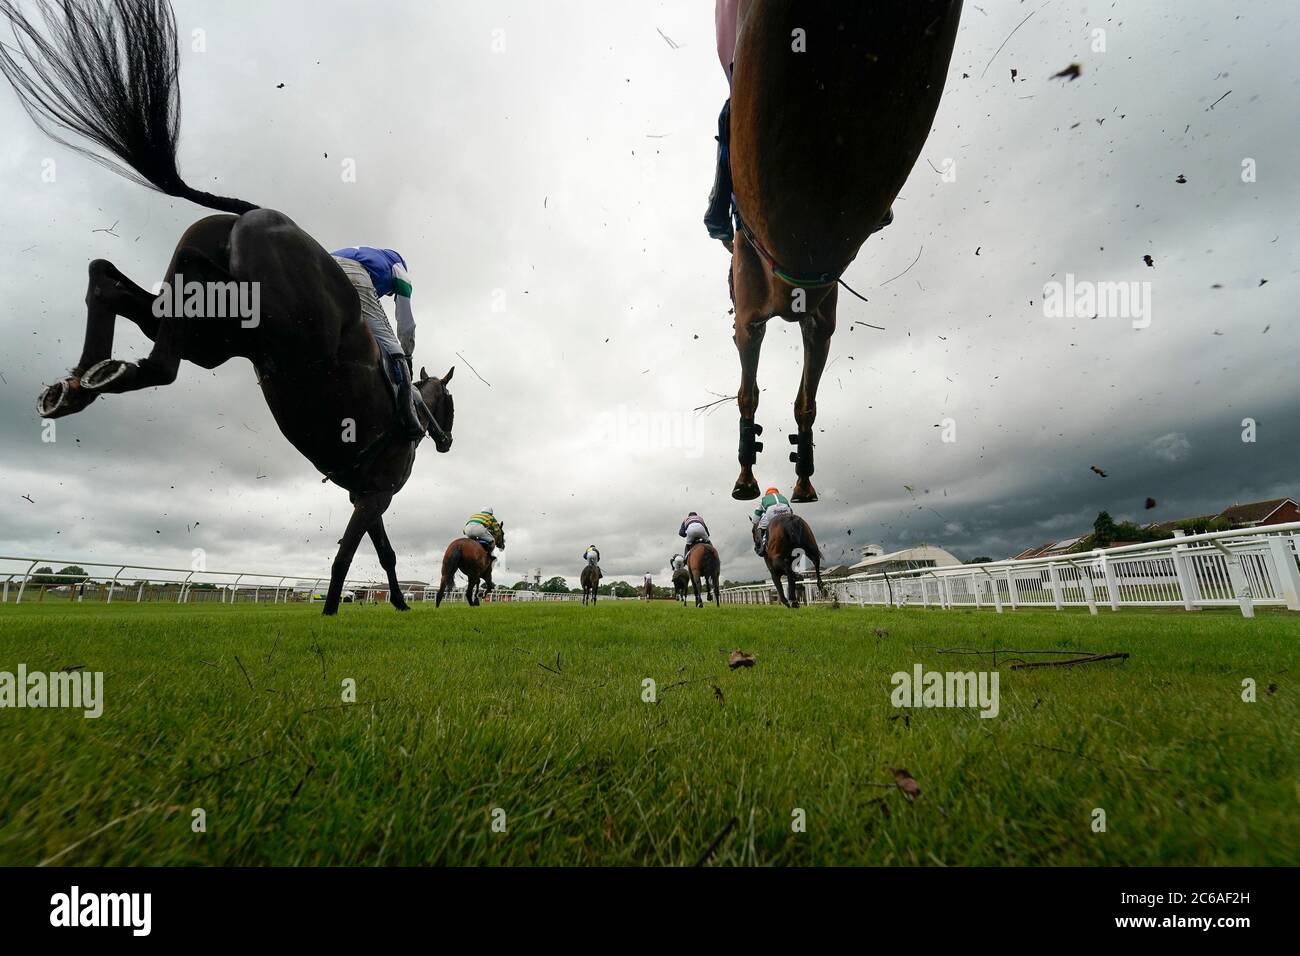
753 486 792 554
704 1 893 246
678 511 711 556
464 508 503 555
583 545 601 566
670 554 686 572
330 246 424 441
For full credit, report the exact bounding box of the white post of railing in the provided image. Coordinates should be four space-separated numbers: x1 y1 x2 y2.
231 574 244 605
1171 544 1198 611
136 581 145 602
106 566 125 604
1047 563 1064 610
971 572 982 609
1006 569 1019 610
1071 560 1099 615
276 576 287 603
984 570 1003 614
1266 537 1300 611
1 576 8 603
15 560 38 604
178 571 195 604
1213 541 1255 619
1098 551 1120 611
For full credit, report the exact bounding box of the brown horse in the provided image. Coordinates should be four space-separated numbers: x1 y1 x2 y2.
754 513 824 609
727 1 963 501
435 522 505 608
686 543 721 608
671 564 690 605
580 563 601 605
0 0 456 616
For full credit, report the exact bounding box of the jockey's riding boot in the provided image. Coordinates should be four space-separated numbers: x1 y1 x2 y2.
755 531 766 556
703 99 734 243
389 355 426 442
871 206 895 235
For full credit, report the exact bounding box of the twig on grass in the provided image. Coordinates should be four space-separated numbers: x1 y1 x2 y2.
1030 743 1168 775
693 816 738 867
1011 652 1129 670
234 654 254 690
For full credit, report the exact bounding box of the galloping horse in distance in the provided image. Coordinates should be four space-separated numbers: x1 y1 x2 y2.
580 562 601 605
435 523 504 608
671 562 690 605
0 0 455 615
686 543 721 608
727 1 962 501
753 513 824 609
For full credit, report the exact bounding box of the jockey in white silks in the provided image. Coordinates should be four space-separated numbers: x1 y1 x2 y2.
584 545 601 566
330 246 424 441
678 511 712 557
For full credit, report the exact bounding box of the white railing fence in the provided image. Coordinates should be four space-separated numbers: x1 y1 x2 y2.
0 555 613 607
722 522 1300 619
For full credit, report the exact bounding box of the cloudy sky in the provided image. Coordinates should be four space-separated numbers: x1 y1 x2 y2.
1 0 1296 590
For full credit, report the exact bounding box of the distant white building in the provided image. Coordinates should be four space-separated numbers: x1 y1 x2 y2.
847 544 961 575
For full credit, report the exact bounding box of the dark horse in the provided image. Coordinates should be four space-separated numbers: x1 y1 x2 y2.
728 1 962 501
685 543 721 609
435 523 504 608
0 0 455 615
671 563 690 605
580 563 601 605
753 513 824 609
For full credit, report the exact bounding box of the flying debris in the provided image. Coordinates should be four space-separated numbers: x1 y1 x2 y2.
1090 465 1108 478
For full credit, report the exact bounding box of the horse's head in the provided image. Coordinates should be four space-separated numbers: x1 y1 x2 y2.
416 365 455 453
495 521 506 550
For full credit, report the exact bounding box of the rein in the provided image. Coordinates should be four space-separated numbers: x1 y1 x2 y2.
319 391 447 486
732 195 872 303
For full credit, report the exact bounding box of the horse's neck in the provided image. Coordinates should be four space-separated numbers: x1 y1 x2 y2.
732 1 958 276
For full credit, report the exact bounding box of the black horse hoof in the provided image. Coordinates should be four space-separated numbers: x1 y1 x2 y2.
81 358 134 392
37 378 98 419
790 476 818 502
732 474 760 500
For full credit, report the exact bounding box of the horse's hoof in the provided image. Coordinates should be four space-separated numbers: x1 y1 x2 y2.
321 604 339 617
37 378 97 419
790 478 818 503
393 600 410 612
82 359 134 392
732 475 760 500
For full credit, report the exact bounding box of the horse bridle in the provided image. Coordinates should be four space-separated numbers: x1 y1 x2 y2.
731 194 872 303
412 388 450 445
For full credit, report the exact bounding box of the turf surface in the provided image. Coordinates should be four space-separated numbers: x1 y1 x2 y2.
0 600 1295 865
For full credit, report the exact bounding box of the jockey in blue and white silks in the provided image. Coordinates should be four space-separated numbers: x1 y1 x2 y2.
331 246 424 441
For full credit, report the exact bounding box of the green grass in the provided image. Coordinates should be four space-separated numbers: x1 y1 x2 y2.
0 600 1296 866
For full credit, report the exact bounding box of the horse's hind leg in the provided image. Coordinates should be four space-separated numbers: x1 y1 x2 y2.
81 245 240 396
791 296 836 502
731 236 769 500
367 517 409 611
39 260 161 418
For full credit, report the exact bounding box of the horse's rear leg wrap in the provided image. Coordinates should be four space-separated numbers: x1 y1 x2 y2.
789 432 814 478
739 420 763 466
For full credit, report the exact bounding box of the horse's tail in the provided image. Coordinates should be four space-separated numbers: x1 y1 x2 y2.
436 542 462 608
0 0 259 215
786 516 824 587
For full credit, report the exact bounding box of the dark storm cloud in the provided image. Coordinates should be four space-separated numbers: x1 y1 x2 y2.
1 1 1296 589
